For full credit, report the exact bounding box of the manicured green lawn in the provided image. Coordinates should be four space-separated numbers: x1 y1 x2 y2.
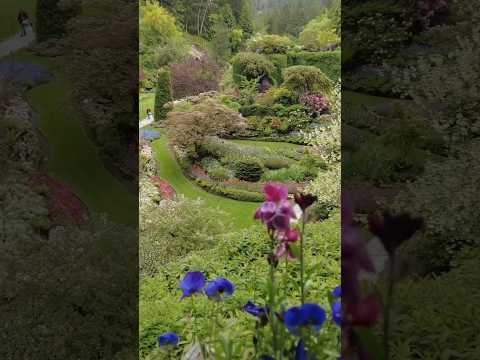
230 139 304 150
14 50 137 225
152 137 260 228
139 92 155 121
0 0 36 41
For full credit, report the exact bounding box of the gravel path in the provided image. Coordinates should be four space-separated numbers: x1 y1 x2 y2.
0 29 35 59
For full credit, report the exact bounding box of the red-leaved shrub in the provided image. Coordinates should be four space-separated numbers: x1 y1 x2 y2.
170 55 220 99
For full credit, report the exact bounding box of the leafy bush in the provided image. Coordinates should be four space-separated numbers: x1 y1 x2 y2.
299 11 339 49
287 50 341 81
256 87 298 106
170 55 221 99
155 69 173 120
300 93 329 116
306 163 340 215
201 158 233 181
230 157 265 182
219 95 241 112
283 66 332 95
239 104 272 117
299 153 328 172
231 52 275 84
194 179 264 202
268 54 288 83
393 140 480 272
140 197 231 278
139 217 340 359
247 34 294 54
165 100 246 155
36 0 80 41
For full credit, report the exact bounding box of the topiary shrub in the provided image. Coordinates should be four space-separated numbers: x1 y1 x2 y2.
155 69 173 120
230 157 264 182
257 87 297 106
283 66 332 95
231 52 275 85
287 50 341 81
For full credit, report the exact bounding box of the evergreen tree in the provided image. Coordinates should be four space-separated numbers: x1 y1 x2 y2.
155 69 173 121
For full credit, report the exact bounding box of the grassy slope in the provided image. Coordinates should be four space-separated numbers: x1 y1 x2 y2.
14 51 137 225
139 92 155 121
0 0 36 41
152 137 259 229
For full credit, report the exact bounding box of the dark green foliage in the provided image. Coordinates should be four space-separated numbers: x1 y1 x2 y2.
231 52 275 84
155 69 173 121
389 248 480 358
287 50 341 81
240 104 273 117
268 54 288 83
36 0 80 42
230 157 264 181
283 66 332 95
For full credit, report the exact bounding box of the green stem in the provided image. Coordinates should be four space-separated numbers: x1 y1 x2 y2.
300 213 306 305
268 231 279 357
384 252 396 360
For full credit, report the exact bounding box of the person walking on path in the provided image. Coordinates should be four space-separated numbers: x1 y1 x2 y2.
17 10 31 37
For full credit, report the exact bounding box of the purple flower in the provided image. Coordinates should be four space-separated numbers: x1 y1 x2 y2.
158 332 179 347
276 228 300 259
179 272 206 299
332 285 341 297
244 301 269 318
284 303 326 335
295 340 316 360
255 183 299 231
205 277 235 301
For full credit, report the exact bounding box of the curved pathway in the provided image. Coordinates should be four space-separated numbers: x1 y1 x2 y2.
152 137 259 229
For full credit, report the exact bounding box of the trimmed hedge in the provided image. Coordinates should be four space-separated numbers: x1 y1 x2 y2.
287 50 341 81
154 69 173 121
194 179 264 202
267 54 288 83
283 65 332 95
231 52 275 84
230 157 264 182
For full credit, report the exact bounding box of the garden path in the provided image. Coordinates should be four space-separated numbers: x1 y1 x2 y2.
0 30 35 59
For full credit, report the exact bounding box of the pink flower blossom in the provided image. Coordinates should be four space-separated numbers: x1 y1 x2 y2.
276 229 300 259
254 183 299 231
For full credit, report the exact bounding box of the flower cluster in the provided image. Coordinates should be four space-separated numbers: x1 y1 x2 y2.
179 271 235 301
299 92 329 116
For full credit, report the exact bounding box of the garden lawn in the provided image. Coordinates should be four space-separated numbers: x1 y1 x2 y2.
139 92 155 121
14 50 136 226
0 0 36 41
152 137 259 229
230 139 304 151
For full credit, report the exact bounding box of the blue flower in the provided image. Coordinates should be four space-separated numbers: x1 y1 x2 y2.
296 340 307 360
205 277 235 300
332 285 341 297
284 303 326 335
332 299 341 326
244 301 269 318
180 272 206 299
158 332 179 347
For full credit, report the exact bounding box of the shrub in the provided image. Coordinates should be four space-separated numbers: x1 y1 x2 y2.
261 164 315 182
36 0 80 41
283 66 332 95
231 52 275 84
299 153 328 172
154 69 173 120
287 50 341 81
219 95 241 111
257 87 297 106
230 157 264 182
393 140 480 272
300 92 329 116
305 163 340 213
140 197 231 278
239 104 272 117
165 99 246 155
194 179 264 202
247 34 294 54
170 55 221 99
268 54 289 83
